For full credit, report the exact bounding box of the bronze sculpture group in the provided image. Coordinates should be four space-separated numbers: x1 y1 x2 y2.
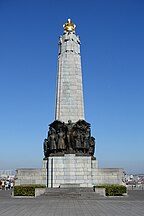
43 120 95 159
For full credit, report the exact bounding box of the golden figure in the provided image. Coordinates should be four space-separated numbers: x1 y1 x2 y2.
63 18 76 32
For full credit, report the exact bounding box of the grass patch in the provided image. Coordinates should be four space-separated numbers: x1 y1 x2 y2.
95 185 126 196
14 184 46 196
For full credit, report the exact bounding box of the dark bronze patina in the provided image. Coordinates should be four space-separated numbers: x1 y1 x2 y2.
43 120 96 159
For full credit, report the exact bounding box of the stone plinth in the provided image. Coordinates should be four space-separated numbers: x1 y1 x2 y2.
15 155 125 187
42 154 125 188
43 154 96 188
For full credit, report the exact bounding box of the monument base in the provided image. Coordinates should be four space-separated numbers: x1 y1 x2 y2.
42 154 124 188
15 154 125 187
42 154 98 188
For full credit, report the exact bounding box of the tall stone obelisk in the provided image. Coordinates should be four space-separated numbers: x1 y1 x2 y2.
55 19 84 123
14 19 124 189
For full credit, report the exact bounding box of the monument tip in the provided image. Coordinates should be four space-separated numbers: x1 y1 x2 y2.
63 18 76 32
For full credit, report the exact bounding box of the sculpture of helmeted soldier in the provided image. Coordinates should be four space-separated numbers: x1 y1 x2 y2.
48 127 57 153
66 120 74 152
43 138 49 158
43 120 96 158
83 127 90 153
89 136 95 157
57 127 65 151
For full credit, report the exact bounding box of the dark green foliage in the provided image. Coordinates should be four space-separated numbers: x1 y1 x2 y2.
14 184 46 196
95 185 126 196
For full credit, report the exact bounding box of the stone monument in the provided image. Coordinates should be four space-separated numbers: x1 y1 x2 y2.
44 19 95 158
42 19 125 188
42 19 97 187
15 19 125 188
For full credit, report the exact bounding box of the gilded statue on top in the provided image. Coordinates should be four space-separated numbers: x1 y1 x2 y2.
63 18 76 32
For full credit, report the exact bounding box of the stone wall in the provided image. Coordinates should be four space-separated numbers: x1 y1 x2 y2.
15 168 46 186
92 168 125 185
43 155 124 187
15 155 125 187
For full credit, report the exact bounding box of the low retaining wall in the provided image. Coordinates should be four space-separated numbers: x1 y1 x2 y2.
94 188 106 197
15 168 47 186
35 188 46 197
12 188 46 198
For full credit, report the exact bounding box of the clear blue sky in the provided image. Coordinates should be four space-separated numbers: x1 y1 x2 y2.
0 0 144 174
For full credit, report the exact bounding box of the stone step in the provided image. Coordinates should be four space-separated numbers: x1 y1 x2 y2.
42 192 81 197
60 183 80 188
39 187 103 199
40 193 103 199
81 192 102 198
45 187 94 193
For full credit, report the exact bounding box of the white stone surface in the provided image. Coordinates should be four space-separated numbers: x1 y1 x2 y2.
44 155 92 187
15 168 47 186
43 155 124 188
55 30 85 122
15 155 125 187
92 168 125 185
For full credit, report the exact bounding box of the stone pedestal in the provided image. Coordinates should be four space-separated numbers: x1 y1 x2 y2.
15 155 125 187
43 154 97 187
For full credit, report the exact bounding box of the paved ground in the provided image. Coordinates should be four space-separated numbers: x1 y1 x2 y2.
0 190 144 216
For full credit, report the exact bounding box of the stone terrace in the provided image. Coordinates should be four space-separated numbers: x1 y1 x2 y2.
0 190 144 216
